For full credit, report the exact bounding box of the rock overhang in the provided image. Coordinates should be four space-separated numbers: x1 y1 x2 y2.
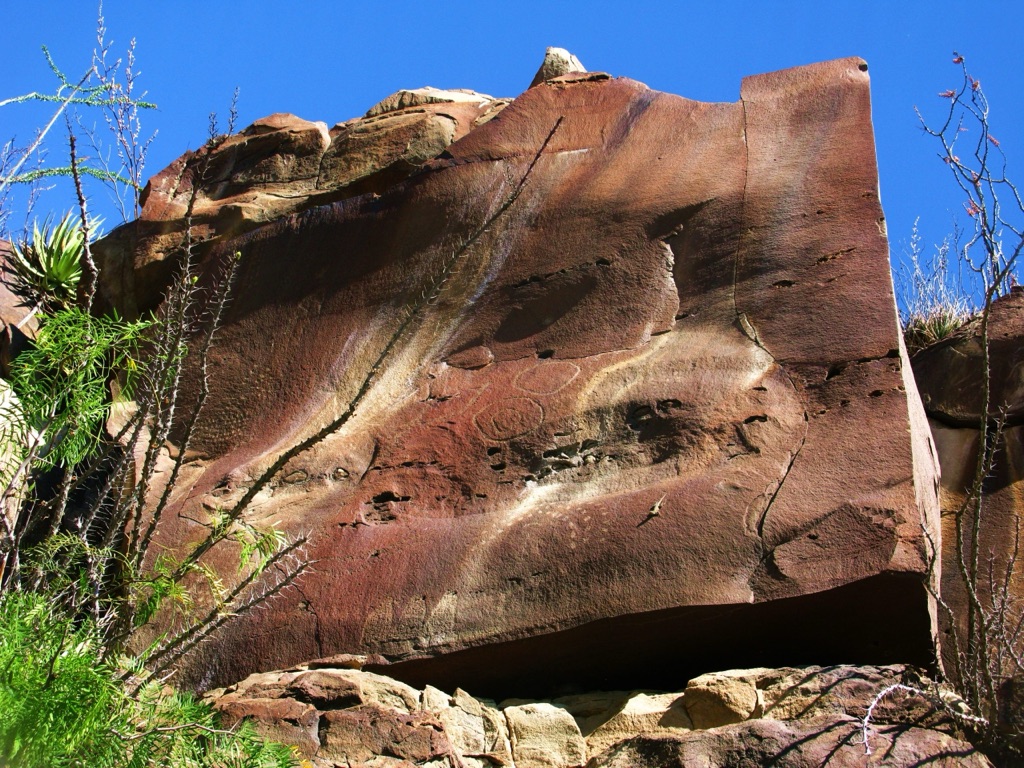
115 56 941 694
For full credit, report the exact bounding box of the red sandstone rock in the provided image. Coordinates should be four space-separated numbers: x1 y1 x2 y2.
0 242 38 375
134 58 939 695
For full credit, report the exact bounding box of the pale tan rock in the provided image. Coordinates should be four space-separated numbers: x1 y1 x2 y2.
222 668 420 712
683 669 763 729
422 683 452 711
365 86 496 118
505 702 587 768
208 664 985 767
529 47 587 88
571 692 692 757
592 693 691 756
422 686 513 767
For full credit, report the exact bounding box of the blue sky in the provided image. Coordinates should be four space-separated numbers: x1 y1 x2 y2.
5 0 1024 291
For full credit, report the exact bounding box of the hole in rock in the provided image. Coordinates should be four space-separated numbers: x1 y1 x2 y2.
367 574 933 701
370 490 411 504
537 349 555 359
627 405 656 429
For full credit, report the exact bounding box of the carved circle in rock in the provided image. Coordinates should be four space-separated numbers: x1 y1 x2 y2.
474 397 545 441
514 360 581 395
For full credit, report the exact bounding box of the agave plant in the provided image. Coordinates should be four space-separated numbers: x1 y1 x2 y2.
7 213 101 313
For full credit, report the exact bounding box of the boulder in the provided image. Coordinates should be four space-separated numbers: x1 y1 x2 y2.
683 669 762 729
209 664 990 767
505 703 587 768
588 718 990 768
529 48 587 88
549 690 691 757
912 288 1024 425
424 686 514 767
137 57 938 697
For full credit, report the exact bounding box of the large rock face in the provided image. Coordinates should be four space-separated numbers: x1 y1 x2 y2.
127 58 939 695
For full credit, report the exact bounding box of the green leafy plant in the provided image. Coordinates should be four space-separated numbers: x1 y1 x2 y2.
9 307 149 468
0 25 157 234
922 55 1024 764
0 590 122 767
0 24 306 767
8 213 100 313
0 590 298 768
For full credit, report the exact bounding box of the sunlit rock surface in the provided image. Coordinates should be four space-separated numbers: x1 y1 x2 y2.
120 57 939 695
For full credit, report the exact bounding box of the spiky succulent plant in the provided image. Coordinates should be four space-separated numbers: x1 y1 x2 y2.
7 213 100 311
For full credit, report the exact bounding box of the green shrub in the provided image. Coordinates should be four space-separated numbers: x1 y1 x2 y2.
0 23 304 768
896 221 977 354
0 591 124 767
8 214 99 313
9 307 151 468
0 591 298 768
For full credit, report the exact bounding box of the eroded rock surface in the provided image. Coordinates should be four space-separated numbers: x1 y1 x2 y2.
93 90 507 317
209 664 990 767
911 289 1024 705
129 57 938 694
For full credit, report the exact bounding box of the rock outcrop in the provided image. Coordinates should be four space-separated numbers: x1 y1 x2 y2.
109 56 940 698
93 90 507 317
911 288 1024 720
209 663 990 767
529 47 587 88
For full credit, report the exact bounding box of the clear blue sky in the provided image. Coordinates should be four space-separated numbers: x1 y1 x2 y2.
5 0 1024 290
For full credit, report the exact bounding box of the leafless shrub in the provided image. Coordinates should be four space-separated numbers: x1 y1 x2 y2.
871 52 1024 763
